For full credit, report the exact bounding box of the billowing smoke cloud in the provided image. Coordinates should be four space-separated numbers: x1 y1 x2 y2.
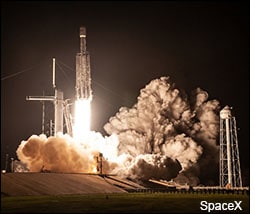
17 76 220 185
17 132 181 181
104 77 220 185
17 133 101 173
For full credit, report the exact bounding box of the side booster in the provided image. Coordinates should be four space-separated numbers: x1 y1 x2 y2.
75 26 92 100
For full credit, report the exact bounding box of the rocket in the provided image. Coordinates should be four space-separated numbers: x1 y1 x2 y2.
75 26 92 100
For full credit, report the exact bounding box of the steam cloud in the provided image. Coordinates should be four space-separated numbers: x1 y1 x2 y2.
17 76 220 185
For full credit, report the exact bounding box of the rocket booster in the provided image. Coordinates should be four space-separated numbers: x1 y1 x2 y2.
75 26 92 100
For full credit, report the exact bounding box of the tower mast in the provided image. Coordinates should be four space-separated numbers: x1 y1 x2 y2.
26 58 64 136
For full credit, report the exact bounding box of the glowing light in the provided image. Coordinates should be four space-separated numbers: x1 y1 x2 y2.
73 98 91 141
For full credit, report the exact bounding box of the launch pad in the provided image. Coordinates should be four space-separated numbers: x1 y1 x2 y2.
16 26 247 194
1 172 248 197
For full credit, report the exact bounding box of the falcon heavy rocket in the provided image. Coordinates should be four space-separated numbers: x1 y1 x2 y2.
75 26 92 100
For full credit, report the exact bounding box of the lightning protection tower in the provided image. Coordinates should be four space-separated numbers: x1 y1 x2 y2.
219 106 242 188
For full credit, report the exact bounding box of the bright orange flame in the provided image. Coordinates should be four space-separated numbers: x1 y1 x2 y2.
73 98 91 141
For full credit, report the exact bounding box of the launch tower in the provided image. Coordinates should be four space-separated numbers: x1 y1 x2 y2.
75 26 92 100
26 58 63 136
25 27 93 137
219 106 242 188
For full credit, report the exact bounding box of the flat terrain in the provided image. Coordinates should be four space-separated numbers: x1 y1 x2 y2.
2 192 249 213
1 173 250 213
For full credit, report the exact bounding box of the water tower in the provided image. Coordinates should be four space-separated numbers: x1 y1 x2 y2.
219 106 242 188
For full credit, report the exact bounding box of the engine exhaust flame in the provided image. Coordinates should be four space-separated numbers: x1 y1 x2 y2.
73 98 91 141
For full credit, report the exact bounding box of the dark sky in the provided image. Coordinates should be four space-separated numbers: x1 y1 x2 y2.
1 1 250 183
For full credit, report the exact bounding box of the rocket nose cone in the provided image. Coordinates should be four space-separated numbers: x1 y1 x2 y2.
80 27 86 37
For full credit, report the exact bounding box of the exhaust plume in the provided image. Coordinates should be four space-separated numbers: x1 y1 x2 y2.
104 77 220 185
17 76 220 185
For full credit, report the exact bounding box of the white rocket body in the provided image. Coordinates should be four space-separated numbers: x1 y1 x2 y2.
75 27 92 100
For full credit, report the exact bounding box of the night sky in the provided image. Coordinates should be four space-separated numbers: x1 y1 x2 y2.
1 1 250 185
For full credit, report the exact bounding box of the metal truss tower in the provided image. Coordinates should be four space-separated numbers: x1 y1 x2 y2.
26 58 64 136
219 106 242 188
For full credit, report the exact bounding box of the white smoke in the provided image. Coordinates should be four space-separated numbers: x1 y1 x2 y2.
104 77 220 185
16 132 181 181
16 76 220 185
17 133 100 173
